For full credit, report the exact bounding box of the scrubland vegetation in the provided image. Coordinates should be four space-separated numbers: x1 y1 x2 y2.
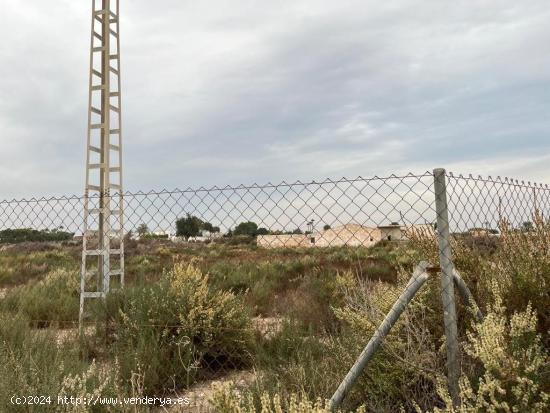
0 228 73 244
0 224 548 412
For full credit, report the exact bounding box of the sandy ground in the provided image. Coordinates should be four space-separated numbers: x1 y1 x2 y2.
31 325 96 346
155 318 282 412
252 316 283 338
154 370 256 413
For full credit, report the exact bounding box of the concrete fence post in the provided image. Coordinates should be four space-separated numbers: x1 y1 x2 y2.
433 168 461 407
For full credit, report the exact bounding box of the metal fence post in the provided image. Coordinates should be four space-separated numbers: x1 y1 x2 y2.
329 262 431 411
433 168 461 407
453 269 484 323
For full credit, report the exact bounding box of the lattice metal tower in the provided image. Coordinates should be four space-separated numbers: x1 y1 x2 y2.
80 0 124 324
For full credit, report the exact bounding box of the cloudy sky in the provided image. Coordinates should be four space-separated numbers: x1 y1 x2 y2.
0 0 549 198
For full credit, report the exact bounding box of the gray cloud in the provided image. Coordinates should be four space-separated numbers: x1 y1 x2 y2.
0 0 549 199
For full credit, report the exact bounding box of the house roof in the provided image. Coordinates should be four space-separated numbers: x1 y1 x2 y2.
328 223 377 231
377 225 402 229
315 223 380 237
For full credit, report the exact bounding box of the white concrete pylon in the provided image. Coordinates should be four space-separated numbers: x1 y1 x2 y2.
80 0 125 327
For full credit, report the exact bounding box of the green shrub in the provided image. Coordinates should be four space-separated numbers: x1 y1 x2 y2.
329 271 441 411
0 313 124 413
248 316 418 412
208 257 351 331
210 380 366 412
0 228 74 244
431 296 549 412
451 216 550 344
103 262 254 395
491 220 550 340
1 268 80 326
0 248 77 286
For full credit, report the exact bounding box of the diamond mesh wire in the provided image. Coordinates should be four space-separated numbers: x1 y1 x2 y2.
1 170 549 411
0 173 437 249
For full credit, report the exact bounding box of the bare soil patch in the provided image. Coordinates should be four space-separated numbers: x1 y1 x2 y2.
156 370 255 413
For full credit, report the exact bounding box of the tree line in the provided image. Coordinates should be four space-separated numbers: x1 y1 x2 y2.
0 228 74 244
134 214 330 240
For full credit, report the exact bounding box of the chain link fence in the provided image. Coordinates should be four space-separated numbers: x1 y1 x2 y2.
0 169 549 412
1 172 436 244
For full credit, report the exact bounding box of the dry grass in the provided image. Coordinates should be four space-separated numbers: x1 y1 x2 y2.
0 233 548 412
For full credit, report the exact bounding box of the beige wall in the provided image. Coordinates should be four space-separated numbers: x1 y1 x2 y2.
314 225 380 247
257 234 312 248
379 227 405 241
257 224 436 249
257 225 381 248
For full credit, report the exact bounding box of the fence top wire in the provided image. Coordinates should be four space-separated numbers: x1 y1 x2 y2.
1 171 549 206
446 171 550 190
1 170 548 241
0 172 436 205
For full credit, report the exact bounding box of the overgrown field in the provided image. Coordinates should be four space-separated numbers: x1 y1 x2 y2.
0 228 548 412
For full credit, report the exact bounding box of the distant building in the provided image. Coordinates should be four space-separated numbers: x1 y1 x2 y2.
257 222 436 249
258 223 380 248
256 233 313 248
132 230 174 241
378 223 405 241
467 228 492 237
200 230 223 240
153 231 171 238
313 224 380 247
188 236 208 243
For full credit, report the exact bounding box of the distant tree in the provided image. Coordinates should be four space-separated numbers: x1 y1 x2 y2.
292 228 303 235
202 222 221 233
256 227 269 235
233 221 258 236
0 228 73 244
522 221 534 232
202 222 214 233
142 233 169 240
323 224 331 231
136 223 149 237
176 214 203 239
